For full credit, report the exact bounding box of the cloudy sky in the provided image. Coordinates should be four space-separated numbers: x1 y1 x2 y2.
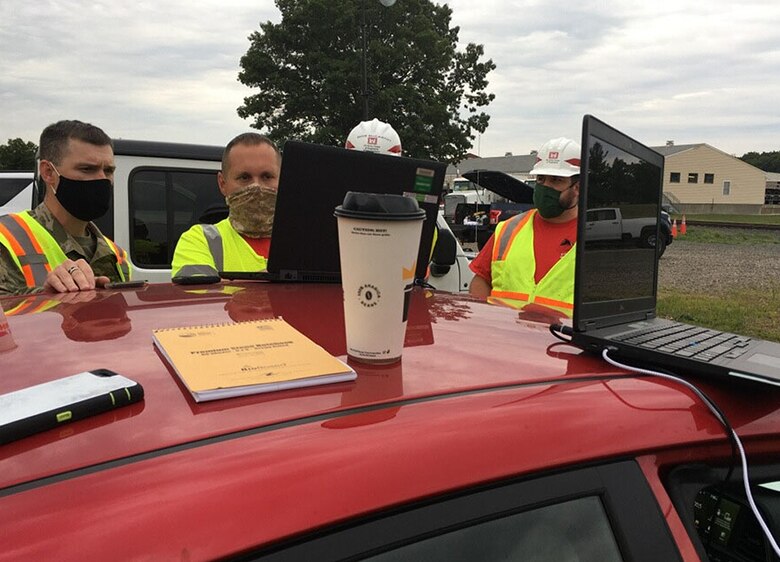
1 0 778 158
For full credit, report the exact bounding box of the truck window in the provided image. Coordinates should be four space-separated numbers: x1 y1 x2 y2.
452 178 478 192
587 209 617 222
129 168 221 268
0 177 32 205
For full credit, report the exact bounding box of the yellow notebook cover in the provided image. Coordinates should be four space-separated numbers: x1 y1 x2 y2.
153 318 355 402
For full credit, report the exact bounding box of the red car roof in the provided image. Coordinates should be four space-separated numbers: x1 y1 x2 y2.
1 283 779 559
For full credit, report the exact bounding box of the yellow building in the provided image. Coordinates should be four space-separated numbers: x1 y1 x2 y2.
655 143 767 214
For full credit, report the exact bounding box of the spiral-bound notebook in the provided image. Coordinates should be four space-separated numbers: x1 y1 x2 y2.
152 318 356 402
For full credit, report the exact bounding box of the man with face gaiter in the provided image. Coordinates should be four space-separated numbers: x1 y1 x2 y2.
468 137 581 318
172 133 281 279
0 120 130 295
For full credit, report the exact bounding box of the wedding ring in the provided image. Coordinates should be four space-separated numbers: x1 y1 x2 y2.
67 266 79 275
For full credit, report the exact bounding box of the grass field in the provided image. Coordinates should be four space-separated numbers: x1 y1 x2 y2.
657 227 780 341
658 285 780 342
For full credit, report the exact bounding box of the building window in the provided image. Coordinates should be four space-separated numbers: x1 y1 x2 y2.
723 180 731 196
670 172 680 183
704 173 714 184
688 173 698 183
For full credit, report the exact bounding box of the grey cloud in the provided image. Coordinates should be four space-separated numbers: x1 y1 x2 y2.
1 0 778 156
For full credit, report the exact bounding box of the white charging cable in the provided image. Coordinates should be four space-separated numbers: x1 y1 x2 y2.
602 349 780 558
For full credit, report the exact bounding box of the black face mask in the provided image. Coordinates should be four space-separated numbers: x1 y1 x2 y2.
52 168 113 221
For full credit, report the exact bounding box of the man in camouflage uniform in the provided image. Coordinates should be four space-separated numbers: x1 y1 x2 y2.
0 120 129 296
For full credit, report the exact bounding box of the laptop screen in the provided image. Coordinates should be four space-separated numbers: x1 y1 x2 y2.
574 115 665 331
266 141 446 282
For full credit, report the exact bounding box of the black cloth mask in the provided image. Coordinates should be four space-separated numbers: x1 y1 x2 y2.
54 174 113 221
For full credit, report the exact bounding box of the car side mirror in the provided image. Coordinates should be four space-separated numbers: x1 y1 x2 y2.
430 226 457 276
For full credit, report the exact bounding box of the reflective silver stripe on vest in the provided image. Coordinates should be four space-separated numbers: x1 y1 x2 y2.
176 264 219 277
0 214 50 285
495 212 528 260
200 224 224 272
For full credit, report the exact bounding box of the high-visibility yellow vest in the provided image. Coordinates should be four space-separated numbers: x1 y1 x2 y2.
489 210 575 316
171 218 268 278
0 211 129 288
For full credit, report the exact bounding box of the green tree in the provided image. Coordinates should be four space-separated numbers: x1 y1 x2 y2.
237 0 495 163
0 138 38 171
740 150 780 173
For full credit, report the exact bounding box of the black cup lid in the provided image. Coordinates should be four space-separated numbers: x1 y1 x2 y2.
334 192 426 221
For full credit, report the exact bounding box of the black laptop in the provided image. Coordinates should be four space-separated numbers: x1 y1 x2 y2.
221 140 446 283
572 114 780 386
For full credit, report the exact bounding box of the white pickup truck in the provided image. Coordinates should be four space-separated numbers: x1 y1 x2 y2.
24 140 473 291
585 207 672 256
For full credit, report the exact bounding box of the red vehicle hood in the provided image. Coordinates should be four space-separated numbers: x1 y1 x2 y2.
0 282 616 489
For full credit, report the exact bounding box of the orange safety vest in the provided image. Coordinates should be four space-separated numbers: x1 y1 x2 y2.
0 212 128 288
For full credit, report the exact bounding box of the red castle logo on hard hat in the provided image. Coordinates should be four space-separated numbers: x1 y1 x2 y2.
548 151 559 159
367 136 378 145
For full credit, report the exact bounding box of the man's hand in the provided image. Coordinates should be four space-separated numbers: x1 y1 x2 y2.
469 275 492 298
43 259 109 293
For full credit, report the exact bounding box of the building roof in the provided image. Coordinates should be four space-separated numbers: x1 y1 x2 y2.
448 153 537 176
450 142 763 177
651 143 704 156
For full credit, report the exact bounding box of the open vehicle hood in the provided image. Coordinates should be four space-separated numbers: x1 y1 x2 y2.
463 169 534 204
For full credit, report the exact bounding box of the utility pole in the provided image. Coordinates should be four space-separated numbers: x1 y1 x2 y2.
361 0 397 121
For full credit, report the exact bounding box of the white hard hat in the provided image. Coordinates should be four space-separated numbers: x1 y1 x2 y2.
345 118 402 156
529 137 581 177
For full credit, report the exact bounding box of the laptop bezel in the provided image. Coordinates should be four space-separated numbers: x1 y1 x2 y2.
573 115 666 332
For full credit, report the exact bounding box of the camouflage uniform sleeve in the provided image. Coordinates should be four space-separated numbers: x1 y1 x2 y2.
88 235 125 282
36 205 126 284
0 243 42 296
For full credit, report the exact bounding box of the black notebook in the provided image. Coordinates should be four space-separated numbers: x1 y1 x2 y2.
220 140 446 284
571 114 780 387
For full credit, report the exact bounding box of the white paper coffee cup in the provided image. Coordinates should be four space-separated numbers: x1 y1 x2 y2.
335 192 425 364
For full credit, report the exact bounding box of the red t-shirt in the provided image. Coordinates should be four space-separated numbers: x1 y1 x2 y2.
469 214 577 286
241 235 272 257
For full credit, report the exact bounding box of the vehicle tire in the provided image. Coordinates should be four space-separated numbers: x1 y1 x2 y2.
656 234 667 257
640 227 656 249
640 227 667 257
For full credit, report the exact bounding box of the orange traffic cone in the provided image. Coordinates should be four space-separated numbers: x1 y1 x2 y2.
671 219 678 239
680 215 687 235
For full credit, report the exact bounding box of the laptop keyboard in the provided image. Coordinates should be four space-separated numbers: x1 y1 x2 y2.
609 322 752 362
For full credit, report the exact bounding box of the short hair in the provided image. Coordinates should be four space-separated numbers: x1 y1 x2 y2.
39 120 113 165
222 132 281 174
